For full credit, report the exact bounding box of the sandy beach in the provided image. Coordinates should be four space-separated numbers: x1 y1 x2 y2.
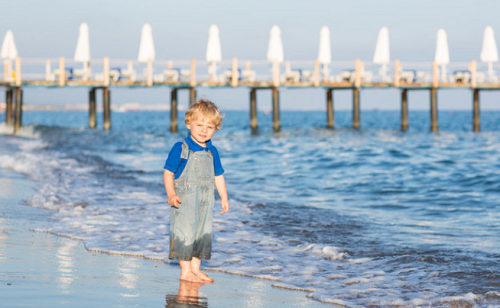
0 168 328 308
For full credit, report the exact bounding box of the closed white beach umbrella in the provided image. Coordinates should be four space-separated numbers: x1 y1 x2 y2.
480 26 498 78
373 27 390 65
138 23 155 62
267 25 283 63
318 26 331 80
74 23 90 62
318 26 331 64
206 24 222 79
373 27 390 77
435 29 450 81
435 29 450 65
1 30 18 60
206 25 222 62
1 30 18 80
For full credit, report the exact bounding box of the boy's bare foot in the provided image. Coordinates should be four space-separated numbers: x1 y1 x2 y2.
193 271 214 283
180 272 204 283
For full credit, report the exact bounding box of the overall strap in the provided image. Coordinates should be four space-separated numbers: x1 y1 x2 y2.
180 141 190 160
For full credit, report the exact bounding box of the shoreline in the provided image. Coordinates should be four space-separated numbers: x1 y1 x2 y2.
0 167 328 307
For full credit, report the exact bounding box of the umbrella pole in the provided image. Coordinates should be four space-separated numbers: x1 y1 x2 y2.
208 62 216 82
208 62 212 82
440 65 447 82
85 62 91 81
488 62 493 80
8 60 13 81
380 64 387 79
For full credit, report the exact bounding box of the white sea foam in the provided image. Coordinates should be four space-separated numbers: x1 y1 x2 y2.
343 277 371 285
410 298 428 306
272 283 316 292
0 123 13 135
348 257 371 264
485 291 500 299
0 123 40 138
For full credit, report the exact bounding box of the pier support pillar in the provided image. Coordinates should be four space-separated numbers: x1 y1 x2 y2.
473 89 480 132
352 88 360 129
103 87 111 130
272 87 280 132
430 88 438 132
326 88 334 128
13 88 23 133
170 89 178 133
401 89 408 132
5 88 13 126
250 88 258 133
89 88 96 129
189 87 197 106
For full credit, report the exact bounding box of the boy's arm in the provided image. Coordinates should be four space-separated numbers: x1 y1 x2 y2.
164 170 181 207
214 175 229 214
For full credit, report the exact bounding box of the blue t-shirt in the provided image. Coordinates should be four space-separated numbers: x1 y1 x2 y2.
164 133 224 179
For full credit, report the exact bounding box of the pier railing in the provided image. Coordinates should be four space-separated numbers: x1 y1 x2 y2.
3 57 500 90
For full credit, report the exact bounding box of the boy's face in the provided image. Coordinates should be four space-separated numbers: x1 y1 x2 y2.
186 117 216 146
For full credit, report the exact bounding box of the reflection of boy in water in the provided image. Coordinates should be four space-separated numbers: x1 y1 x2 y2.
164 99 229 283
165 280 208 307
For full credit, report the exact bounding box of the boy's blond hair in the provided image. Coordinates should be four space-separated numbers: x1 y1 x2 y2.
185 99 224 130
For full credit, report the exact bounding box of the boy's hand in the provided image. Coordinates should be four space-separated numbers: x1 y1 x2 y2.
169 195 182 208
219 199 229 214
214 175 229 215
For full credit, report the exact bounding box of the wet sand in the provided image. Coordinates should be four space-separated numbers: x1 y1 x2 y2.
0 168 328 307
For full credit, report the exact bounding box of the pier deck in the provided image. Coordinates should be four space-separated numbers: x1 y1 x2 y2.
2 57 499 132
2 80 500 90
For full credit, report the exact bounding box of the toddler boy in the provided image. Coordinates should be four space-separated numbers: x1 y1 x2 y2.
163 99 229 283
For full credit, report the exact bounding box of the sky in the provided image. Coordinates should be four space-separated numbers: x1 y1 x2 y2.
2 0 500 110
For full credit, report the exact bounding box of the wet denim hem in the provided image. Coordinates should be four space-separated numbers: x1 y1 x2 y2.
192 252 211 260
168 252 192 261
168 252 211 261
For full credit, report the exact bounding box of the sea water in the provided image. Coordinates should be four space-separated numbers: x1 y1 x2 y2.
0 110 499 307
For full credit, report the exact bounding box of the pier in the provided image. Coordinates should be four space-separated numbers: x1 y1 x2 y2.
1 57 498 133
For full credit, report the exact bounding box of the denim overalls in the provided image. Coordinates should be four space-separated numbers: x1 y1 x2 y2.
169 141 215 261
